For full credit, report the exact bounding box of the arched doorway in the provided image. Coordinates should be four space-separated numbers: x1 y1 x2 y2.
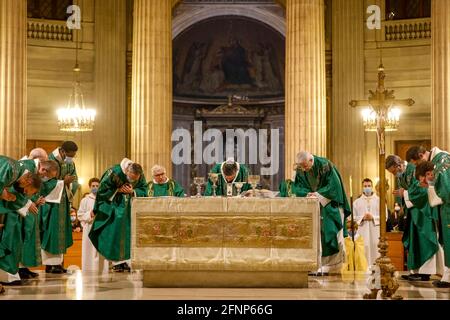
172 15 285 194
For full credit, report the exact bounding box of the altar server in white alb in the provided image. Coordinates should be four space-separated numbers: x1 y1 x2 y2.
77 178 108 274
353 178 380 268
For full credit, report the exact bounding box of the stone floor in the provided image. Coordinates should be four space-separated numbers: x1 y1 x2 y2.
0 271 449 300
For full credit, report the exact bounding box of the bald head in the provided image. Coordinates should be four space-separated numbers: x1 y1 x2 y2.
29 148 48 161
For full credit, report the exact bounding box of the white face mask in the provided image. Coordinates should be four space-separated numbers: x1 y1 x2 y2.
65 157 74 164
394 206 401 211
41 176 50 182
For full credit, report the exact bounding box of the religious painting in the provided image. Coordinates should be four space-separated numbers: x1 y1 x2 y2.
173 16 285 99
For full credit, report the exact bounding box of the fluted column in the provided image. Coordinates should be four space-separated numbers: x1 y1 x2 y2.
432 0 450 150
132 0 172 177
285 0 326 178
331 0 365 195
0 0 26 158
94 0 127 175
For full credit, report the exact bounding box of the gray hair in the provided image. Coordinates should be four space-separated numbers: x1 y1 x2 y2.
40 160 60 175
296 151 313 164
128 163 143 175
151 164 166 176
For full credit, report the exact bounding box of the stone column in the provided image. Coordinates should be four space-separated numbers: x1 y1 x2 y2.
331 0 365 195
94 0 127 175
131 0 173 178
432 0 450 150
0 0 27 158
285 0 326 178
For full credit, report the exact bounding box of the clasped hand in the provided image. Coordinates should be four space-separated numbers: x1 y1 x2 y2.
64 175 76 186
119 184 134 194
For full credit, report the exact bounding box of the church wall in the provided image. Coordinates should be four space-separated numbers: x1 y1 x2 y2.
363 0 431 206
27 0 96 204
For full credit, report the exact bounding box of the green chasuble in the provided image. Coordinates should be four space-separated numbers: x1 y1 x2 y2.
405 180 439 270
204 163 252 196
279 156 351 257
89 164 148 261
21 193 42 268
40 149 79 255
398 162 417 249
0 156 30 192
17 159 41 267
431 149 450 267
0 187 31 274
148 179 185 197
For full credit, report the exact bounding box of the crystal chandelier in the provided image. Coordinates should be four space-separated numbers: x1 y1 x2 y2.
57 34 96 132
361 107 401 132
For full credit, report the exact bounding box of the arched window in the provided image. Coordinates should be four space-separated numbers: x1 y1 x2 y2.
27 0 73 21
386 0 431 20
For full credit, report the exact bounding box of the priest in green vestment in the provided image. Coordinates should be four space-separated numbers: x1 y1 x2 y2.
204 158 252 196
402 161 443 279
148 165 185 197
413 147 450 288
17 154 59 279
89 159 148 272
385 154 429 281
279 151 351 274
0 174 42 285
40 141 80 274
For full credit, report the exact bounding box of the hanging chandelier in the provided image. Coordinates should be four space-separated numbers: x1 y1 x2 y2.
361 106 401 132
57 34 96 132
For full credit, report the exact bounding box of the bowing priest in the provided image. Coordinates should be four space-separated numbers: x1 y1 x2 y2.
409 146 450 288
148 165 185 197
408 161 445 278
89 159 148 273
385 154 428 281
280 151 351 274
204 158 251 196
18 152 59 279
0 173 42 286
40 141 80 274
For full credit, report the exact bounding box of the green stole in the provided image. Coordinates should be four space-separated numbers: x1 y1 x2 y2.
279 156 351 257
432 150 450 267
204 163 252 196
148 179 185 197
89 164 148 261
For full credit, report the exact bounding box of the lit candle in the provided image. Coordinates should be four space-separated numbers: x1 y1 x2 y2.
349 175 353 198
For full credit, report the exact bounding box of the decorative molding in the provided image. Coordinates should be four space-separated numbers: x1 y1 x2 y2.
196 101 265 118
173 4 285 38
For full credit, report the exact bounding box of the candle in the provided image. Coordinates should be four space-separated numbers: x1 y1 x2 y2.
349 176 353 198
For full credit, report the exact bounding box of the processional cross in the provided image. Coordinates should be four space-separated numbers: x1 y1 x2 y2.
350 63 414 300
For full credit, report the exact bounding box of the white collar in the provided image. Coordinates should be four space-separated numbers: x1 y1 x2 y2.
430 147 448 161
120 158 134 174
87 193 96 200
52 148 63 162
34 158 40 170
220 161 240 184
153 177 169 185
